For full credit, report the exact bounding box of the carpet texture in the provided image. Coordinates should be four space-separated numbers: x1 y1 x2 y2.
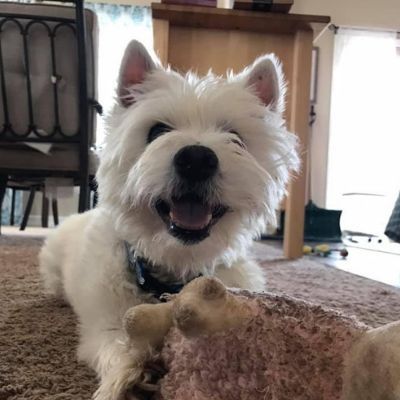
158 291 366 400
2 234 400 399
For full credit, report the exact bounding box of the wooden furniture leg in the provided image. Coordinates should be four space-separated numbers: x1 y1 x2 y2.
283 29 313 259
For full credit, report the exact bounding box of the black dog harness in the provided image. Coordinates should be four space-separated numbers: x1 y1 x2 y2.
125 242 201 300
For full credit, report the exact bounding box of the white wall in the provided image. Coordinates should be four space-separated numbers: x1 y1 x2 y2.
291 0 400 207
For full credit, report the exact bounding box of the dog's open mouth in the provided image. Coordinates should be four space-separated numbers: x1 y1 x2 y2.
155 194 228 244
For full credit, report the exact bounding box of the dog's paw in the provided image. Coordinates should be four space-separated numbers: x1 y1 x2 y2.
93 357 166 400
126 360 167 400
124 379 159 400
93 365 143 400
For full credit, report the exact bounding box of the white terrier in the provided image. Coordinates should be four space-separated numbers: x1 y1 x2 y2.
39 40 299 399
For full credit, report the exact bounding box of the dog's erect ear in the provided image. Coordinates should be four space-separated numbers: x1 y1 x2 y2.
242 55 285 113
117 40 157 107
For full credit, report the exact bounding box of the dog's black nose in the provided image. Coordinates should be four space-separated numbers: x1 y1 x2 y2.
174 145 218 182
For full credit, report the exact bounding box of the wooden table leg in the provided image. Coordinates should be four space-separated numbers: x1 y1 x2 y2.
283 29 313 259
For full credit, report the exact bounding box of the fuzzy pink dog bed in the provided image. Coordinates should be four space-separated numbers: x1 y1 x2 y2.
124 278 400 400
154 291 366 400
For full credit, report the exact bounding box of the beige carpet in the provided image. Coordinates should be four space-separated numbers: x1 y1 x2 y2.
2 234 400 399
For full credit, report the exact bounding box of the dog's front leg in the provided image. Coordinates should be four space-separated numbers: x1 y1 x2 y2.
79 326 156 400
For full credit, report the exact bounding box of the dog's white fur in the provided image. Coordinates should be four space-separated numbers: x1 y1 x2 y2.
39 41 299 399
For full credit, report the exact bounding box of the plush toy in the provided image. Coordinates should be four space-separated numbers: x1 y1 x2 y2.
123 277 400 400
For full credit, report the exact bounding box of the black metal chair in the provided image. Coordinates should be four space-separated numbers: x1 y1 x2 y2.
0 0 100 232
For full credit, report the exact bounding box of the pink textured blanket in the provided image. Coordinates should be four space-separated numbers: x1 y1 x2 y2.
157 291 367 400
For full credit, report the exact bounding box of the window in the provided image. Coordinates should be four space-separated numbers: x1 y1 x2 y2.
327 28 400 235
86 3 153 145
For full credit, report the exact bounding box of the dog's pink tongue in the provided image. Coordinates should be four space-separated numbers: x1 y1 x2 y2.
170 201 212 230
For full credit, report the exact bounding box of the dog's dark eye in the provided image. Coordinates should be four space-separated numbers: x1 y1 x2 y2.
148 123 172 143
230 130 246 149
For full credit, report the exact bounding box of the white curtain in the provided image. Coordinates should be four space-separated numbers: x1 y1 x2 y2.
86 3 153 145
327 28 400 234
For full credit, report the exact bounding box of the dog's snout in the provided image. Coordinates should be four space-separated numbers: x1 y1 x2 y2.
174 145 218 182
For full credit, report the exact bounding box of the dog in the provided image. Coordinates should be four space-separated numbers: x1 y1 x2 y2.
39 40 299 399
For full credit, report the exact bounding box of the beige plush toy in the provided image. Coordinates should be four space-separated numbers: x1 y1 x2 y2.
123 277 400 400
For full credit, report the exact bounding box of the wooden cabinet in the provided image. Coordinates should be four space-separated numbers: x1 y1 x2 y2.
152 3 330 258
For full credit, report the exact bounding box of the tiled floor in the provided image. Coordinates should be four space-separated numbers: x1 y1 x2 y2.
2 225 400 287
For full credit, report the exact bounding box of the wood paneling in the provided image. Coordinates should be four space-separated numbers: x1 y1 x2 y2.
168 27 294 121
168 27 294 74
153 18 170 65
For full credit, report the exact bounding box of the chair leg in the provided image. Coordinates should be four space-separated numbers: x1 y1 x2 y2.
92 190 98 208
78 179 89 213
52 198 59 226
0 175 8 235
10 188 16 226
90 177 98 208
20 185 37 231
41 189 49 228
